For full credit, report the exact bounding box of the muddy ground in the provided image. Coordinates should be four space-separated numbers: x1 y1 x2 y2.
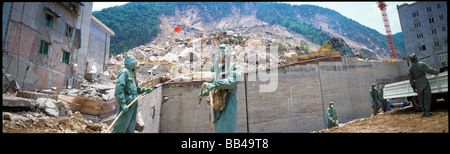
315 101 448 133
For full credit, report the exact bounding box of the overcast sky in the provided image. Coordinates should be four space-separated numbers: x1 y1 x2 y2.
92 1 415 35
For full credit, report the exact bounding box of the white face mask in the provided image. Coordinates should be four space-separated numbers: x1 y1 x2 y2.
331 104 334 108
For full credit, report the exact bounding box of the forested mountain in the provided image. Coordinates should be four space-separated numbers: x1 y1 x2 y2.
93 2 406 59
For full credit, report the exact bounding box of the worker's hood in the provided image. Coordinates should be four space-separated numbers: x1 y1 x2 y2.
213 44 232 82
124 55 137 72
409 53 418 63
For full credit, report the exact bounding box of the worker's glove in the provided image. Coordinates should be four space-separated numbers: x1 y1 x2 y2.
198 83 216 98
198 90 209 98
147 88 153 94
121 103 129 113
205 83 216 91
331 120 335 123
336 120 339 123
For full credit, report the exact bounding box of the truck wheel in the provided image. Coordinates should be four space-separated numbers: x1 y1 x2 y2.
408 96 422 111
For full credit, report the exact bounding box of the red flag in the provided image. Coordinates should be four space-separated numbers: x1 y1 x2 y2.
174 26 182 32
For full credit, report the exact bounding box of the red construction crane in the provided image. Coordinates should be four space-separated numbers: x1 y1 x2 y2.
377 1 398 59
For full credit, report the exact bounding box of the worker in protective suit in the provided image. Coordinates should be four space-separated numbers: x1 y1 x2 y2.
198 44 241 133
370 83 381 116
113 55 153 133
378 85 388 112
326 101 339 129
408 53 439 116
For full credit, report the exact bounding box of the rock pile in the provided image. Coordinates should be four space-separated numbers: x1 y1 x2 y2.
105 13 323 82
2 94 107 133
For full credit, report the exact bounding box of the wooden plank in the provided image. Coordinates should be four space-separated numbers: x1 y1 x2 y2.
58 94 116 116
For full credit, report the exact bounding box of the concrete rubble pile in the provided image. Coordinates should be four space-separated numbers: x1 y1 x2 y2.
2 94 107 133
2 66 148 133
105 14 324 83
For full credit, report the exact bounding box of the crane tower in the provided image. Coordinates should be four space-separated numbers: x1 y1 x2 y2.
377 1 398 59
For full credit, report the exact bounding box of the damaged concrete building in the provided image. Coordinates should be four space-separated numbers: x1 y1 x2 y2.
2 2 114 91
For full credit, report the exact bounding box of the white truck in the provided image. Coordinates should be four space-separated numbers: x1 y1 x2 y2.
383 71 448 111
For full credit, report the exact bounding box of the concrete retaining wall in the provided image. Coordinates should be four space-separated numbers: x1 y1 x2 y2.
156 57 408 132
137 87 162 133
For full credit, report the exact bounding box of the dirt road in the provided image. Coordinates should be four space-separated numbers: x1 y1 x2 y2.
315 101 448 133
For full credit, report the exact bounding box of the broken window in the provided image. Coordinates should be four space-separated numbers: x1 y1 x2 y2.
61 50 70 64
65 24 74 38
66 2 80 15
45 13 53 27
39 41 49 55
419 45 426 51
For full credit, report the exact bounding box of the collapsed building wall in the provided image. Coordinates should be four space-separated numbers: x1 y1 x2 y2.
2 2 93 90
157 57 409 132
2 3 115 91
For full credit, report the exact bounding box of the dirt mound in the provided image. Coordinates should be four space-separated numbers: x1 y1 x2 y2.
314 103 448 133
2 111 107 133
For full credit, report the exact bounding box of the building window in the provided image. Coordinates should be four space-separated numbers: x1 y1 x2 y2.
432 29 437 34
427 7 432 12
39 41 49 55
412 11 419 18
61 50 70 64
437 3 441 9
419 45 427 51
65 2 80 15
414 22 421 28
429 18 435 23
445 39 448 45
420 57 430 65
438 53 447 64
45 13 53 27
434 41 440 47
417 33 424 39
439 14 444 20
65 24 74 38
442 26 446 32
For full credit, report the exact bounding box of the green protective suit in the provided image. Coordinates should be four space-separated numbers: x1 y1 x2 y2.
326 102 339 129
369 84 381 116
408 53 439 115
204 44 241 133
113 55 151 133
378 86 388 112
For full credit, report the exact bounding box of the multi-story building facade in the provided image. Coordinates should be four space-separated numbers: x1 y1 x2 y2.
397 1 447 68
2 2 114 90
87 15 115 80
